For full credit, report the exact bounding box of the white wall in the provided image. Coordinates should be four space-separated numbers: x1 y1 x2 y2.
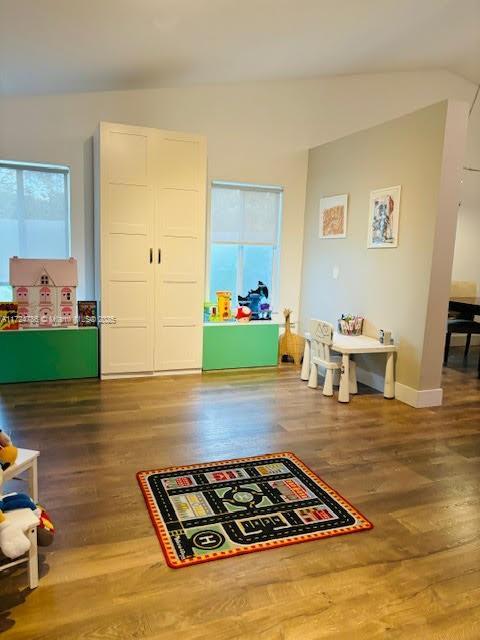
452 94 480 292
0 70 477 318
450 93 480 346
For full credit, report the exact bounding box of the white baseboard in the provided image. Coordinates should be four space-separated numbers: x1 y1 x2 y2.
356 366 443 408
394 382 443 408
101 369 201 380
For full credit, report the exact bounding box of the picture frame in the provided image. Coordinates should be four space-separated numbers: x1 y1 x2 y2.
367 185 401 249
77 300 97 327
319 194 348 239
0 302 19 331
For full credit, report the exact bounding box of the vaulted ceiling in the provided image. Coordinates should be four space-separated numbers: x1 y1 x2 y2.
0 0 479 95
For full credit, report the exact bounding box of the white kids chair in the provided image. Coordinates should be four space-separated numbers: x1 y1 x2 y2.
307 319 357 397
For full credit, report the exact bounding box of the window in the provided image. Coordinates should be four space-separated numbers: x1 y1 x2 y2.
0 161 70 300
209 182 282 309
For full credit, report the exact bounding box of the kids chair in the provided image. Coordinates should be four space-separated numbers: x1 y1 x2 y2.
307 319 357 397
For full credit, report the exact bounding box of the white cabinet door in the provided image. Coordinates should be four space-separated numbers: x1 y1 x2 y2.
98 123 155 375
154 132 207 370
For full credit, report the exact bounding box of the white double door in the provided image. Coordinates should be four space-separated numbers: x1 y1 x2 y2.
97 122 206 376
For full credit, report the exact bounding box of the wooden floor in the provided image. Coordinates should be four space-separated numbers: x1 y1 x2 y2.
1 348 480 639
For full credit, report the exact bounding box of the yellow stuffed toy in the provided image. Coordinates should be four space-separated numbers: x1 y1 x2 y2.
0 430 17 472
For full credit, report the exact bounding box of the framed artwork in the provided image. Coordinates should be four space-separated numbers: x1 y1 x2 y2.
0 302 19 330
77 300 97 327
367 185 401 248
319 194 348 239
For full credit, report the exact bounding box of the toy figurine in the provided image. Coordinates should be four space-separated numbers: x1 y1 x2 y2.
216 291 232 321
236 306 252 323
238 281 270 320
259 303 272 320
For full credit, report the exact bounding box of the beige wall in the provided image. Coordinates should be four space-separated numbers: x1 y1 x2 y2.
299 101 468 394
448 99 480 347
420 102 469 389
0 71 476 318
452 95 480 293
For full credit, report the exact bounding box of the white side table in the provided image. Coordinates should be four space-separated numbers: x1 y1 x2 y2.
3 448 40 502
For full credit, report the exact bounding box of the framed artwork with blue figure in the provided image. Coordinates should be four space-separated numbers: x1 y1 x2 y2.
367 185 401 249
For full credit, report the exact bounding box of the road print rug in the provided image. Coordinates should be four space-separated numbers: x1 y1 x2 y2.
137 452 372 568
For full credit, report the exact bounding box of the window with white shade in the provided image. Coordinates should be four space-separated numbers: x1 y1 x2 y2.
0 161 70 300
209 181 282 309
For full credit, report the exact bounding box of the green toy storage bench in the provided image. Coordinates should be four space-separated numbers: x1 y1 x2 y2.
202 321 279 370
0 327 98 383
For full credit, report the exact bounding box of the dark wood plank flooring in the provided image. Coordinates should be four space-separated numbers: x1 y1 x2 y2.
1 348 479 639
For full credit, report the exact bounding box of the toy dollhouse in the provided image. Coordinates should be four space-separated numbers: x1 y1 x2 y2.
9 258 78 328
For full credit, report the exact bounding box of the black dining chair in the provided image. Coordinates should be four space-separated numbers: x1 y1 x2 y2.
444 318 480 366
444 281 480 377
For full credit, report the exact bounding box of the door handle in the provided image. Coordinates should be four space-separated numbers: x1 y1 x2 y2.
158 249 161 264
149 248 153 263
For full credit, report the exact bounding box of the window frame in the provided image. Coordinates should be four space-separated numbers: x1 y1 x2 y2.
0 159 71 295
207 180 283 312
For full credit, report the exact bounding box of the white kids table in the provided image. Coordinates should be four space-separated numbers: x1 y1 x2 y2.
301 332 397 403
3 448 40 502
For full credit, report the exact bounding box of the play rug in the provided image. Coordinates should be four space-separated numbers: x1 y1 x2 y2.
137 452 372 568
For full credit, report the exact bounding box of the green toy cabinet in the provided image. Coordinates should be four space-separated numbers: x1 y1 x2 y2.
0 327 99 383
202 322 279 370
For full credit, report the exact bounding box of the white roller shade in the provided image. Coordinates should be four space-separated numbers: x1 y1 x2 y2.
211 183 280 245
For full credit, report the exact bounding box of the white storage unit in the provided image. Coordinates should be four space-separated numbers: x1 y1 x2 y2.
94 121 207 378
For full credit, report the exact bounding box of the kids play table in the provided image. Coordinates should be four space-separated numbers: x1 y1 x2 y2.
301 332 397 403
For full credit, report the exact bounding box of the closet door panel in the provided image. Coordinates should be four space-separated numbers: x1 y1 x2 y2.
108 183 152 235
160 189 199 237
157 282 199 326
107 234 152 282
103 328 153 373
99 123 155 375
161 236 200 282
154 132 206 372
108 131 148 184
157 326 203 370
158 138 200 189
107 282 151 328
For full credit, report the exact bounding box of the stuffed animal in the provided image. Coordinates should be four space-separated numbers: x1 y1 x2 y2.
235 306 252 323
0 430 17 471
36 505 55 546
0 430 54 557
0 467 36 559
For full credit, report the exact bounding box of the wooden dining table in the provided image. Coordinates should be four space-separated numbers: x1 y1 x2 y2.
449 296 480 317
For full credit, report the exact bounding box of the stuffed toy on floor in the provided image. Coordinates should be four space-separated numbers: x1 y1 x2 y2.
0 467 39 559
0 430 56 559
0 430 17 471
